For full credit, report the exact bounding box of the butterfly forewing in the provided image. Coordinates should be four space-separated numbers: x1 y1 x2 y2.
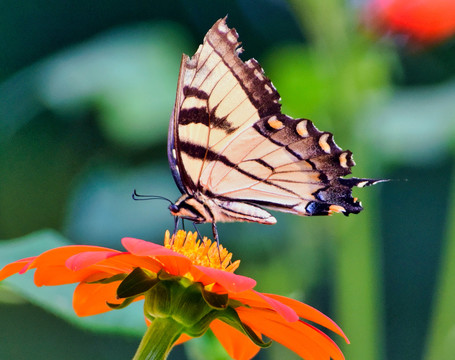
168 17 382 226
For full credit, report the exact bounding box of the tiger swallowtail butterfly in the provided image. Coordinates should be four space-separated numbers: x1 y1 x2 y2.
167 17 382 241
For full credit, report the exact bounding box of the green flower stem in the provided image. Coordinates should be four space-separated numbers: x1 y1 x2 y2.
132 317 184 360
424 166 455 360
288 1 388 359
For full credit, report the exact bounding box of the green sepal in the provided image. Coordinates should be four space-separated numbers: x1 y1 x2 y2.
157 270 181 281
227 298 250 309
117 267 158 299
144 280 173 318
184 306 271 347
157 270 192 287
200 286 229 309
183 309 220 337
218 308 271 348
106 296 136 310
87 273 128 284
172 283 213 326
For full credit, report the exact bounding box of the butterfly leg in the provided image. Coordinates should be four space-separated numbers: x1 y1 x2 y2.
171 217 180 245
173 216 180 234
211 222 223 263
212 223 220 245
192 222 204 243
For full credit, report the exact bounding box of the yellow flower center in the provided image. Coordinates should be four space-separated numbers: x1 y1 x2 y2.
164 230 240 273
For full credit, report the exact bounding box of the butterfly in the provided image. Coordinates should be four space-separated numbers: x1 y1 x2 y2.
167 17 382 241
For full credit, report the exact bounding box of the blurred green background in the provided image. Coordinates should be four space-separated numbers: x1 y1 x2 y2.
1 0 455 359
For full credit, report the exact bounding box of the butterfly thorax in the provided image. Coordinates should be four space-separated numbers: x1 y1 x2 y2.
169 193 213 224
170 192 277 225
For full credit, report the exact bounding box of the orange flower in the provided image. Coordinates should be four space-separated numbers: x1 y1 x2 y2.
365 0 455 45
0 231 348 360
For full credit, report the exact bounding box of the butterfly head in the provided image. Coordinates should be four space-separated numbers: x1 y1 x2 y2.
169 194 212 224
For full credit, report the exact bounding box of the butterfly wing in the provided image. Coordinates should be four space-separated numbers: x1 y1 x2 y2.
169 17 280 192
168 17 381 223
202 114 379 217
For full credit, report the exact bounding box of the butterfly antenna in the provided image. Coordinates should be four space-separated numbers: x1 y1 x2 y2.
132 189 173 204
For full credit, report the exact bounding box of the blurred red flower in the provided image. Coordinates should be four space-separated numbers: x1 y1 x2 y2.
365 0 455 45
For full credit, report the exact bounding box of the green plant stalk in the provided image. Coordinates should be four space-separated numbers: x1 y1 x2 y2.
424 166 455 360
332 191 384 360
132 317 183 360
289 0 385 359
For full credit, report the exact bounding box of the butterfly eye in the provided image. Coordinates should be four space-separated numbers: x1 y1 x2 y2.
169 204 179 214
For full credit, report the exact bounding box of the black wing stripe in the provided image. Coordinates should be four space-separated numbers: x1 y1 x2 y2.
205 23 281 118
183 86 209 100
179 107 209 126
179 141 303 197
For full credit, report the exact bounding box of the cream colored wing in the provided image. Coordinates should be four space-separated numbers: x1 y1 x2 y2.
170 17 280 194
200 114 378 216
169 17 382 224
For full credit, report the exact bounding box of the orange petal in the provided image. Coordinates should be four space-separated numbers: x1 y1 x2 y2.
210 319 260 360
192 266 256 293
232 291 298 322
29 245 118 285
73 276 119 316
66 251 123 271
237 308 345 360
0 257 36 281
72 275 143 316
33 246 117 268
154 255 193 277
121 238 193 275
264 293 349 343
174 333 193 346
121 238 187 259
92 253 163 274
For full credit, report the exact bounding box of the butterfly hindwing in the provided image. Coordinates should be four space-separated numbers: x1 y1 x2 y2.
200 114 363 216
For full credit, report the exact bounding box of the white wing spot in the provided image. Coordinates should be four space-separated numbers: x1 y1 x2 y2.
268 116 284 130
319 133 331 153
357 181 369 188
350 154 356 166
227 31 237 43
296 120 309 137
246 60 255 68
253 68 263 79
218 22 229 33
339 152 349 168
172 148 177 159
264 84 273 94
